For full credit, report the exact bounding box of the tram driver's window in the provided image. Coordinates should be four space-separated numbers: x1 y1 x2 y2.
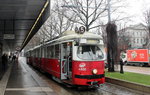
79 47 82 54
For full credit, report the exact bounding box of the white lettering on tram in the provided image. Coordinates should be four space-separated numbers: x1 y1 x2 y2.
79 68 86 71
79 63 86 67
79 63 86 71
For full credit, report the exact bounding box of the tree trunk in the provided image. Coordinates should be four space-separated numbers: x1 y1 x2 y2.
106 22 118 72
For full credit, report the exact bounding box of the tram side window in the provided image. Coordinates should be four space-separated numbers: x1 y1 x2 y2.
44 47 47 58
47 46 51 58
51 45 55 58
35 49 37 58
36 49 37 58
28 52 30 57
39 48 41 58
26 52 28 57
55 44 60 59
34 50 36 57
32 50 34 57
41 47 45 58
31 51 34 57
30 51 33 57
25 52 27 57
35 50 37 57
47 45 55 58
31 51 33 57
37 49 40 58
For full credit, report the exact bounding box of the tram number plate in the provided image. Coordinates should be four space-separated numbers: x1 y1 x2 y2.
79 68 86 71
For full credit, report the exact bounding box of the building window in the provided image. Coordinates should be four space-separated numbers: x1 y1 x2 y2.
143 38 145 43
137 39 139 43
132 38 135 43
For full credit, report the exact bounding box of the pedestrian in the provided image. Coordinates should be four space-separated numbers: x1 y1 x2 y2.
2 53 7 71
9 55 11 61
120 59 124 74
12 55 16 62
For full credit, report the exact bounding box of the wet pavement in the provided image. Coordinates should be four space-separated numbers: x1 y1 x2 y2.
1 57 149 95
0 69 5 80
4 58 57 95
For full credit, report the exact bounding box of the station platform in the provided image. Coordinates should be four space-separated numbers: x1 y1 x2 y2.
0 57 57 95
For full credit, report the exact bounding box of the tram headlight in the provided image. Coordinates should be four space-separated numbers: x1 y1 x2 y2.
92 69 98 74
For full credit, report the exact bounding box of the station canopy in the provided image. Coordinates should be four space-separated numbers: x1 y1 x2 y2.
0 0 50 52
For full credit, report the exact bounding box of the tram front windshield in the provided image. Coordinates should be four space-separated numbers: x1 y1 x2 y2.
77 45 104 60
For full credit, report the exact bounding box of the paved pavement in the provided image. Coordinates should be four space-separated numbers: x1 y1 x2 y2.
0 57 57 95
0 63 12 95
124 65 150 75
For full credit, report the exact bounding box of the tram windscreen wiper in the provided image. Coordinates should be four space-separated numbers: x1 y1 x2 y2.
89 47 94 60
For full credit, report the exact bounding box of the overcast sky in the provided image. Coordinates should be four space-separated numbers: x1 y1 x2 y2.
125 0 150 25
50 0 150 26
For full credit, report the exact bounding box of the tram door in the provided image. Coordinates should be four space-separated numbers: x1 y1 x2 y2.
60 43 72 80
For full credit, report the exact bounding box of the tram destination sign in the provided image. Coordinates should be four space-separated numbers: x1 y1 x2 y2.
3 34 15 39
16 46 21 51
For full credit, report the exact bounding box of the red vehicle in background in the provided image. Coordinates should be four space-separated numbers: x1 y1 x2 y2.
25 28 105 88
126 49 150 66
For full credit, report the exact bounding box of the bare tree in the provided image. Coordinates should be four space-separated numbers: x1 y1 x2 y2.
118 24 131 50
36 0 129 44
50 0 76 35
99 24 107 47
35 1 77 43
62 0 109 31
25 34 41 50
38 15 57 42
61 0 129 32
143 9 150 48
144 10 150 35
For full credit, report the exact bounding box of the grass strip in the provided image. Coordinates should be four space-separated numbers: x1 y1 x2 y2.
105 71 150 86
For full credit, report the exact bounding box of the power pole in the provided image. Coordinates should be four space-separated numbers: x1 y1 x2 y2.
107 0 111 22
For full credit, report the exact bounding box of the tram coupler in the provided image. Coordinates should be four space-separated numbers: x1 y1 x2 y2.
90 81 98 85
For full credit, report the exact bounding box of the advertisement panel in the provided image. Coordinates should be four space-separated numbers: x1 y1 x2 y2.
127 49 149 62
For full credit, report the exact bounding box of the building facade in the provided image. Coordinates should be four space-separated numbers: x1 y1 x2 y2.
123 23 148 48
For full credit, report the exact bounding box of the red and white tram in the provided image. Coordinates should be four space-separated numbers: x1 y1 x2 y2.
26 30 105 87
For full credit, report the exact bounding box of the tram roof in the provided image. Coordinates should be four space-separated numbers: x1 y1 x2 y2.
45 31 103 45
25 31 104 51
